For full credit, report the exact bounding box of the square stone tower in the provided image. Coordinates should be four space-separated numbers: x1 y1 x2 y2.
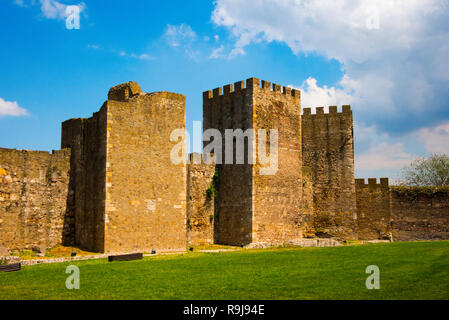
301 106 357 239
203 78 303 246
61 82 187 253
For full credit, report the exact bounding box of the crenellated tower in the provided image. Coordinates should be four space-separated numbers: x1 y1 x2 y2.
203 78 303 246
301 105 357 239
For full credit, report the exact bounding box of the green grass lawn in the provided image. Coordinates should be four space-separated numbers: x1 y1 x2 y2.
1 241 448 300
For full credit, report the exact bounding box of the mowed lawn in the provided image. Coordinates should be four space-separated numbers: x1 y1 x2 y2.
1 241 448 300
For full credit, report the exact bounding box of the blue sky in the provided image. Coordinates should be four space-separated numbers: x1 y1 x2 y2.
1 0 449 181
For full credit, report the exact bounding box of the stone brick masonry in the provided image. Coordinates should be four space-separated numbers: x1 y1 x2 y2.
355 178 391 240
186 153 215 246
103 88 187 253
1 78 448 256
60 82 187 254
202 78 303 246
302 106 357 239
354 180 449 241
0 148 71 251
61 107 107 252
390 187 449 241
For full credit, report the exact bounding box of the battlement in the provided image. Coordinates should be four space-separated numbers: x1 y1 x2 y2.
0 147 70 157
355 178 389 190
4 77 449 255
302 105 351 116
203 77 300 100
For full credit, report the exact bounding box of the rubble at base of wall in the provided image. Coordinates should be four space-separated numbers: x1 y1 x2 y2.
358 240 391 244
0 256 21 264
1 249 189 266
18 254 109 266
245 239 342 249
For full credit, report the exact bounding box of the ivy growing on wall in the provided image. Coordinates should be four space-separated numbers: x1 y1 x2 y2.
391 186 449 202
206 170 219 200
187 218 192 230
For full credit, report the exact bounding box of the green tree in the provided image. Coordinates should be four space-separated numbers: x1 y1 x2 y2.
400 153 449 186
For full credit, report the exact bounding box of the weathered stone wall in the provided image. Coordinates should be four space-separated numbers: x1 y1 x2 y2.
355 178 391 240
61 105 107 252
104 88 187 253
301 106 357 239
186 153 215 246
4 78 449 254
203 79 254 245
391 187 449 241
252 79 303 244
301 166 315 238
203 78 303 246
0 148 71 252
61 82 187 253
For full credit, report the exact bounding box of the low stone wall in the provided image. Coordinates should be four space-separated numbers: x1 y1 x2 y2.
186 154 215 246
245 239 341 249
355 178 391 240
391 186 449 241
0 148 71 252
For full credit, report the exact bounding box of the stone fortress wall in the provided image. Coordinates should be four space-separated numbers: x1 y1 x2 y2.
61 105 108 252
390 186 449 241
59 82 187 254
355 178 391 240
0 148 71 251
302 106 357 239
1 78 449 255
202 79 255 245
354 178 449 241
202 78 303 246
186 153 215 246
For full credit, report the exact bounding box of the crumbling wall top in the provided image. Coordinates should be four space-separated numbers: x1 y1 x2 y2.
108 81 142 101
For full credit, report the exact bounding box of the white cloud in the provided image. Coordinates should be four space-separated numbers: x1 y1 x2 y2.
39 0 85 20
163 24 203 60
14 0 37 7
212 0 449 135
417 122 449 154
14 0 86 21
209 45 225 59
118 51 153 61
356 142 416 171
130 53 153 61
292 76 359 111
212 0 442 61
164 24 196 47
0 97 29 118
40 0 67 19
87 44 100 50
14 0 28 7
